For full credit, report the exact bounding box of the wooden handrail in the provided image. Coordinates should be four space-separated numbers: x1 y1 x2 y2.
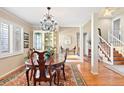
98 44 112 61
98 35 111 47
98 34 113 64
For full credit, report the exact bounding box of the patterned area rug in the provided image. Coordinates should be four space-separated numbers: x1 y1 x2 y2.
0 63 86 86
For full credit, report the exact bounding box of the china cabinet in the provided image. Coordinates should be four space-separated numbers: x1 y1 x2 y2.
33 30 57 51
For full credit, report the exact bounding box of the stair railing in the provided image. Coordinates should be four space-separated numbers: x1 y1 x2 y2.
110 34 124 56
98 34 113 65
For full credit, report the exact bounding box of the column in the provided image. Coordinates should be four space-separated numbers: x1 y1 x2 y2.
91 13 99 74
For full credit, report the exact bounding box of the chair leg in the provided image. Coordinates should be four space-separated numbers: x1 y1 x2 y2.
62 65 66 81
57 70 60 85
30 69 33 81
49 78 52 86
34 81 36 86
54 73 57 85
26 69 30 86
39 82 41 85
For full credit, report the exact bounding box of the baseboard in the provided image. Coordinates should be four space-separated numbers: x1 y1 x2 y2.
0 64 25 81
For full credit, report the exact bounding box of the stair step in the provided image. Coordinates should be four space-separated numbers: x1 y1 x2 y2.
114 53 122 57
114 61 124 65
114 51 119 54
114 57 124 61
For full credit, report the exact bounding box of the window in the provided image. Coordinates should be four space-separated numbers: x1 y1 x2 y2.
0 20 24 58
34 33 42 50
0 22 10 54
13 26 22 52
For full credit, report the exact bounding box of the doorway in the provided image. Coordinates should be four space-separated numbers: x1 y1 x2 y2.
83 33 88 56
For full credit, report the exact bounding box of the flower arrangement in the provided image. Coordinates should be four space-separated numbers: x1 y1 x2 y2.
44 47 56 60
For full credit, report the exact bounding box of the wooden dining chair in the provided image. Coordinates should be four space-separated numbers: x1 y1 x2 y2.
29 51 46 81
25 48 35 85
54 49 68 81
61 48 68 80
67 46 76 55
31 51 57 86
60 46 64 53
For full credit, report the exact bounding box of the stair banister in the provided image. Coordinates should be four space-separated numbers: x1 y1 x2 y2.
98 34 114 65
111 34 124 56
111 44 113 64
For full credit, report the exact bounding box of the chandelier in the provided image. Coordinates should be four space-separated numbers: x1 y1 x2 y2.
40 7 57 31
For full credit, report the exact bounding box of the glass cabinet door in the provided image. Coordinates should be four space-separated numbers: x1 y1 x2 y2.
44 32 53 50
33 32 42 50
33 31 57 51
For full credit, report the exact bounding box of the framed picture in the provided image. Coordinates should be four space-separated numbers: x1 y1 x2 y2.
64 35 72 45
24 32 29 40
24 41 29 48
24 32 29 48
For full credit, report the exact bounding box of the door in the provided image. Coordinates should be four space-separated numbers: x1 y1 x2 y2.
112 18 121 40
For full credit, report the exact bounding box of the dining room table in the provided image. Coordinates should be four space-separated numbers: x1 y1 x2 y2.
25 52 65 86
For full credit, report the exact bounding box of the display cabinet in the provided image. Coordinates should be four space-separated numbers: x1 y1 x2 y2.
33 31 57 51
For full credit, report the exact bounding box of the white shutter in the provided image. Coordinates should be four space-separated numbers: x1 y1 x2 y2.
13 26 23 53
0 22 10 53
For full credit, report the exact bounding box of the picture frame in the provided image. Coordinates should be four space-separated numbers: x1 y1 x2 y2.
24 32 29 48
24 32 29 40
24 41 29 48
64 35 72 45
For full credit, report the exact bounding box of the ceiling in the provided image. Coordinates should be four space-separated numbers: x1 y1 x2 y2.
98 7 124 18
3 7 101 27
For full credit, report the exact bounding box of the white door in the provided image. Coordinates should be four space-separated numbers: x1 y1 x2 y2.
112 18 121 40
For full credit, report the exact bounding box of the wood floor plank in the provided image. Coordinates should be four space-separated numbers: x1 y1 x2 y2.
78 58 124 86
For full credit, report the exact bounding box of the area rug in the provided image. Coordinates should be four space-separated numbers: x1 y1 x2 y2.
105 65 124 76
0 63 86 86
71 64 86 86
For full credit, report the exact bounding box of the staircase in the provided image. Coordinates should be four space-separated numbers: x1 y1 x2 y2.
113 49 124 65
98 34 124 65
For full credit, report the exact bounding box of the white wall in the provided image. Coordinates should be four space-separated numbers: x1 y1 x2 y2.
59 27 80 49
98 18 112 41
0 8 33 77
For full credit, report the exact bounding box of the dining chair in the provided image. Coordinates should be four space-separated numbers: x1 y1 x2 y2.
67 46 76 55
31 51 57 86
61 48 68 80
25 48 35 85
54 49 68 81
60 46 64 53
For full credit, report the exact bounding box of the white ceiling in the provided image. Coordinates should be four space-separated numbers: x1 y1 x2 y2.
3 7 101 27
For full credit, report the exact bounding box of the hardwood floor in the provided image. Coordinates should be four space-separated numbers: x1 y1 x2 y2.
78 58 124 86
